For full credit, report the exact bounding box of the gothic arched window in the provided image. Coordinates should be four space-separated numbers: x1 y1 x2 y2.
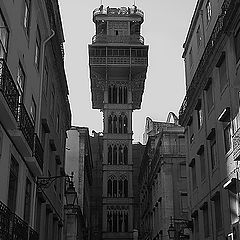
113 212 117 232
108 145 112 165
119 145 123 164
113 85 117 104
119 86 123 103
108 86 112 103
123 86 127 104
107 212 112 232
124 146 128 164
124 213 128 232
108 115 112 133
113 145 117 165
113 115 117 133
119 115 123 133
123 116 128 133
118 179 123 197
107 179 112 197
124 179 128 197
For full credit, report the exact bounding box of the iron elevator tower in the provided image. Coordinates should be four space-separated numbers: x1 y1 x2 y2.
89 5 148 239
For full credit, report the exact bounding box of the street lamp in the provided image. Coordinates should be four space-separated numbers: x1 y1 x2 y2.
65 178 77 206
167 217 176 239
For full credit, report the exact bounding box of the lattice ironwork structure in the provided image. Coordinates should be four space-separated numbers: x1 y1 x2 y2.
89 5 148 239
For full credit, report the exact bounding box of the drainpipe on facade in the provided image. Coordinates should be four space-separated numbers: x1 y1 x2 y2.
36 29 55 135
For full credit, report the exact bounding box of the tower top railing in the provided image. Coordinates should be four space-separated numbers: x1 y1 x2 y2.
93 6 144 18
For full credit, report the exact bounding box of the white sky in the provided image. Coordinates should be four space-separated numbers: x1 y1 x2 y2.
58 0 197 143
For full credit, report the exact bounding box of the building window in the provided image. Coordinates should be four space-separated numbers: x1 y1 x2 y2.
107 207 128 232
189 158 197 190
123 116 128 133
34 27 41 69
23 0 31 34
210 139 217 170
212 193 223 232
206 0 212 24
216 52 228 92
196 25 202 48
16 61 25 103
0 11 9 59
223 122 232 153
195 100 203 129
24 178 32 223
235 28 240 62
201 203 210 237
43 58 48 96
187 117 194 144
7 156 19 212
108 144 128 165
180 192 188 213
197 145 206 181
180 163 186 178
189 48 193 68
192 211 199 239
205 78 214 113
30 96 36 124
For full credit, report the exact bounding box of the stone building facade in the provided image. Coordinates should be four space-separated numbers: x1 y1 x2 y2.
65 127 93 239
88 5 148 239
179 0 240 239
139 116 188 240
0 0 71 240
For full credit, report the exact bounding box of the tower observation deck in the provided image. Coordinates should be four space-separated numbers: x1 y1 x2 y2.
89 5 148 239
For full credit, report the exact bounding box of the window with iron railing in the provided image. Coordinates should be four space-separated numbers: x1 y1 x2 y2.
16 61 25 103
24 178 32 223
0 11 9 59
7 156 19 212
206 0 212 24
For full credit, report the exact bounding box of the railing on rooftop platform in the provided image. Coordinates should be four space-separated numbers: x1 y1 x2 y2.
92 34 144 45
93 6 144 18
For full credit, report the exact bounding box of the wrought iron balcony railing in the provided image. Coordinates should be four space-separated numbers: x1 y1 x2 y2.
233 127 240 160
92 34 144 45
0 201 39 240
0 58 20 120
179 0 237 124
33 133 44 170
17 103 35 151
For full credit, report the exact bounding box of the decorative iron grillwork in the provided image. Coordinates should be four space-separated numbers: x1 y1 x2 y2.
28 227 39 240
0 59 19 120
92 34 144 44
12 214 28 240
0 201 11 240
0 201 39 240
179 0 237 125
33 133 44 170
17 103 35 151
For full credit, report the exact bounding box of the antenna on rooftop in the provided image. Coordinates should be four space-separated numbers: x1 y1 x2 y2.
133 0 136 5
100 0 103 5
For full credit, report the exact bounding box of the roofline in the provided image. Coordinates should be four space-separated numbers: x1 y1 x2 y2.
182 0 204 58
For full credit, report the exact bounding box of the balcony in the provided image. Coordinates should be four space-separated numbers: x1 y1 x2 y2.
0 59 19 130
10 103 35 158
0 201 39 240
233 128 240 161
25 133 44 176
92 34 144 45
